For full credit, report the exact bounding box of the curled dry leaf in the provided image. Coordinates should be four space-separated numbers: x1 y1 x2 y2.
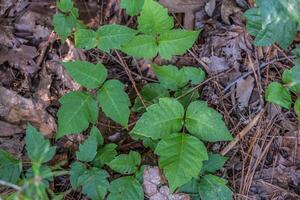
0 86 56 137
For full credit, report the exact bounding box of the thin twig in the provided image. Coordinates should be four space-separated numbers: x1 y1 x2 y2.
176 71 226 100
188 49 210 73
107 53 158 82
0 180 22 191
221 109 265 156
115 51 147 109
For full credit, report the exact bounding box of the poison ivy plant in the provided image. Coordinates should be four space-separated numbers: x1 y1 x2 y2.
77 168 110 200
131 97 233 191
244 0 299 48
133 65 205 113
201 153 228 174
0 149 22 184
75 25 137 52
0 124 61 200
155 133 208 191
198 175 233 200
108 151 141 174
69 126 144 200
130 98 185 140
265 57 300 120
265 82 292 109
107 176 144 200
185 101 233 142
122 0 200 59
56 61 130 138
58 0 200 59
53 0 82 41
121 0 145 16
179 153 232 200
245 1 300 120
25 124 56 164
49 0 234 199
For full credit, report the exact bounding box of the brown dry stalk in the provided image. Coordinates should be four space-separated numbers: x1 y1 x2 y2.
115 51 147 109
221 109 265 156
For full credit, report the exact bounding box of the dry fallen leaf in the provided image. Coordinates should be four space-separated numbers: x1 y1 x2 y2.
0 86 56 137
0 121 23 137
159 0 205 29
236 76 254 110
221 0 241 25
0 45 39 74
208 56 230 73
205 0 216 17
143 166 191 200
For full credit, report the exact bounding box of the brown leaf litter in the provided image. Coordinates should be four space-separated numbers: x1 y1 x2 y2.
143 166 191 200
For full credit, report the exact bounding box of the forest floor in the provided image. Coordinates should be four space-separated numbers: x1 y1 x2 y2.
0 0 299 199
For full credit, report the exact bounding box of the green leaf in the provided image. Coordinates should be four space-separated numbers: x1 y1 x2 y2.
25 165 53 188
90 126 104 147
179 179 200 200
97 24 137 52
25 124 56 163
57 91 99 138
121 0 144 16
75 29 97 49
78 168 110 200
265 82 292 109
282 60 300 93
133 83 170 113
155 133 208 192
158 30 199 60
0 149 22 184
53 11 78 42
244 8 262 36
63 61 107 89
76 133 98 162
92 143 118 168
185 101 233 142
175 87 200 109
121 35 158 59
295 97 300 121
98 80 131 127
198 175 233 200
153 65 205 90
153 65 186 90
279 0 300 23
130 98 184 140
247 0 298 49
181 67 205 85
293 45 300 57
253 25 275 46
201 153 228 174
135 165 147 183
107 176 144 200
108 151 141 174
138 0 173 34
57 0 73 12
70 161 86 189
